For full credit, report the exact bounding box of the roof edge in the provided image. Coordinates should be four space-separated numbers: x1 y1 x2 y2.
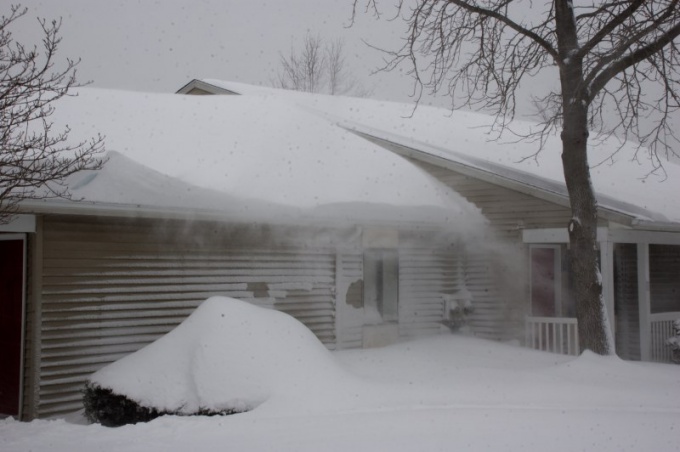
343 125 656 226
18 199 459 230
343 125 675 227
175 79 240 95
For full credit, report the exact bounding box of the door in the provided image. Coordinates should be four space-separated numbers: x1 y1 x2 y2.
0 237 25 417
530 245 561 317
363 249 399 324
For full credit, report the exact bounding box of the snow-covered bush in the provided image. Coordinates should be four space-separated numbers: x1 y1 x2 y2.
83 383 241 427
83 296 346 426
83 384 162 426
666 319 680 364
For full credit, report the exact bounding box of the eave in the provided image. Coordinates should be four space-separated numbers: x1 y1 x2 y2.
343 123 670 229
175 79 240 95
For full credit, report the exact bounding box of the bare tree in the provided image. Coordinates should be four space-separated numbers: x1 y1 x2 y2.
275 32 370 96
275 32 327 93
326 38 346 95
0 5 104 224
353 0 680 355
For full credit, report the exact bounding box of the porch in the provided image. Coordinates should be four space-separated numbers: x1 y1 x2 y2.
525 313 680 362
522 227 680 363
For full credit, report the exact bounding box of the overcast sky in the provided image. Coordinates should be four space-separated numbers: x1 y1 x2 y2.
9 0 680 143
13 0 429 102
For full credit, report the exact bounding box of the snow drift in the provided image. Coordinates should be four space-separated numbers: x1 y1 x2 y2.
8 333 677 451
87 297 350 420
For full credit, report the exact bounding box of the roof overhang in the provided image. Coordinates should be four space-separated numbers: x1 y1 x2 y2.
343 124 670 229
175 79 240 95
17 198 459 231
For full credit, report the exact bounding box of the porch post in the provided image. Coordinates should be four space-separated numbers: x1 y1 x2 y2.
30 216 44 419
637 243 651 361
599 239 616 348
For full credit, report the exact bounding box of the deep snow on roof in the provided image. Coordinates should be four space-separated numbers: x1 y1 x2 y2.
41 87 484 229
205 79 680 224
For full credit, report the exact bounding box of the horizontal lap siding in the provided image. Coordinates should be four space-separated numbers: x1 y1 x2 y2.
335 252 364 349
399 248 458 337
465 249 516 340
408 159 572 339
37 216 336 417
409 160 573 239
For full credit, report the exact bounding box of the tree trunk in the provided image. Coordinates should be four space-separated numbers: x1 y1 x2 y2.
555 0 611 355
560 110 611 355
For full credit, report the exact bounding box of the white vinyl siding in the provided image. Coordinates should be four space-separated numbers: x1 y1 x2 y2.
33 216 337 417
398 247 459 337
405 159 575 340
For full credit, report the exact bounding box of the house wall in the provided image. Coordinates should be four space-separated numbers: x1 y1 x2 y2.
406 158 577 340
23 214 464 419
335 237 463 348
399 246 459 337
185 87 216 95
26 215 343 418
409 160 574 239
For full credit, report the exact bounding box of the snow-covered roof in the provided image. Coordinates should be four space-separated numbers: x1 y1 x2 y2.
27 87 485 231
202 79 680 226
25 80 680 231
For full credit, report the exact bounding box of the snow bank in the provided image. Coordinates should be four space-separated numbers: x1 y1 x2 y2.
89 297 349 415
4 335 680 452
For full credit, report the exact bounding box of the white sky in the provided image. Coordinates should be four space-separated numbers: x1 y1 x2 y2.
9 1 680 136
13 0 425 102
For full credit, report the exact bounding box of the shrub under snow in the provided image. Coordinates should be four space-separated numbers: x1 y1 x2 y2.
84 296 346 426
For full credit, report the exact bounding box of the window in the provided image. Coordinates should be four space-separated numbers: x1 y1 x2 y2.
649 244 680 314
363 249 399 324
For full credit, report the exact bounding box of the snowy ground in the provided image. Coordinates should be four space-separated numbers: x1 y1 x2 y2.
2 299 679 451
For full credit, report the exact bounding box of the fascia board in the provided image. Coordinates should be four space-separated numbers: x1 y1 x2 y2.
175 79 240 95
345 126 640 227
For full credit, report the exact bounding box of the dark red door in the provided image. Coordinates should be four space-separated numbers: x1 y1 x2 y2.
0 239 24 416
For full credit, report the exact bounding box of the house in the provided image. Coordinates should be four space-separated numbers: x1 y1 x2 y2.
0 87 493 420
180 79 680 364
2 80 679 421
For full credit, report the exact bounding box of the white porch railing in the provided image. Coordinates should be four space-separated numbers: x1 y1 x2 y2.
650 312 680 363
525 316 579 356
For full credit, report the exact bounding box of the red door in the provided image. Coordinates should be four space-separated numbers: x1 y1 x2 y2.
0 239 24 416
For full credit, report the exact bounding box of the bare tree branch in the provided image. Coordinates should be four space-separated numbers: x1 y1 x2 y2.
0 4 105 224
589 21 680 102
446 0 558 60
352 0 680 356
273 32 371 96
577 0 644 58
